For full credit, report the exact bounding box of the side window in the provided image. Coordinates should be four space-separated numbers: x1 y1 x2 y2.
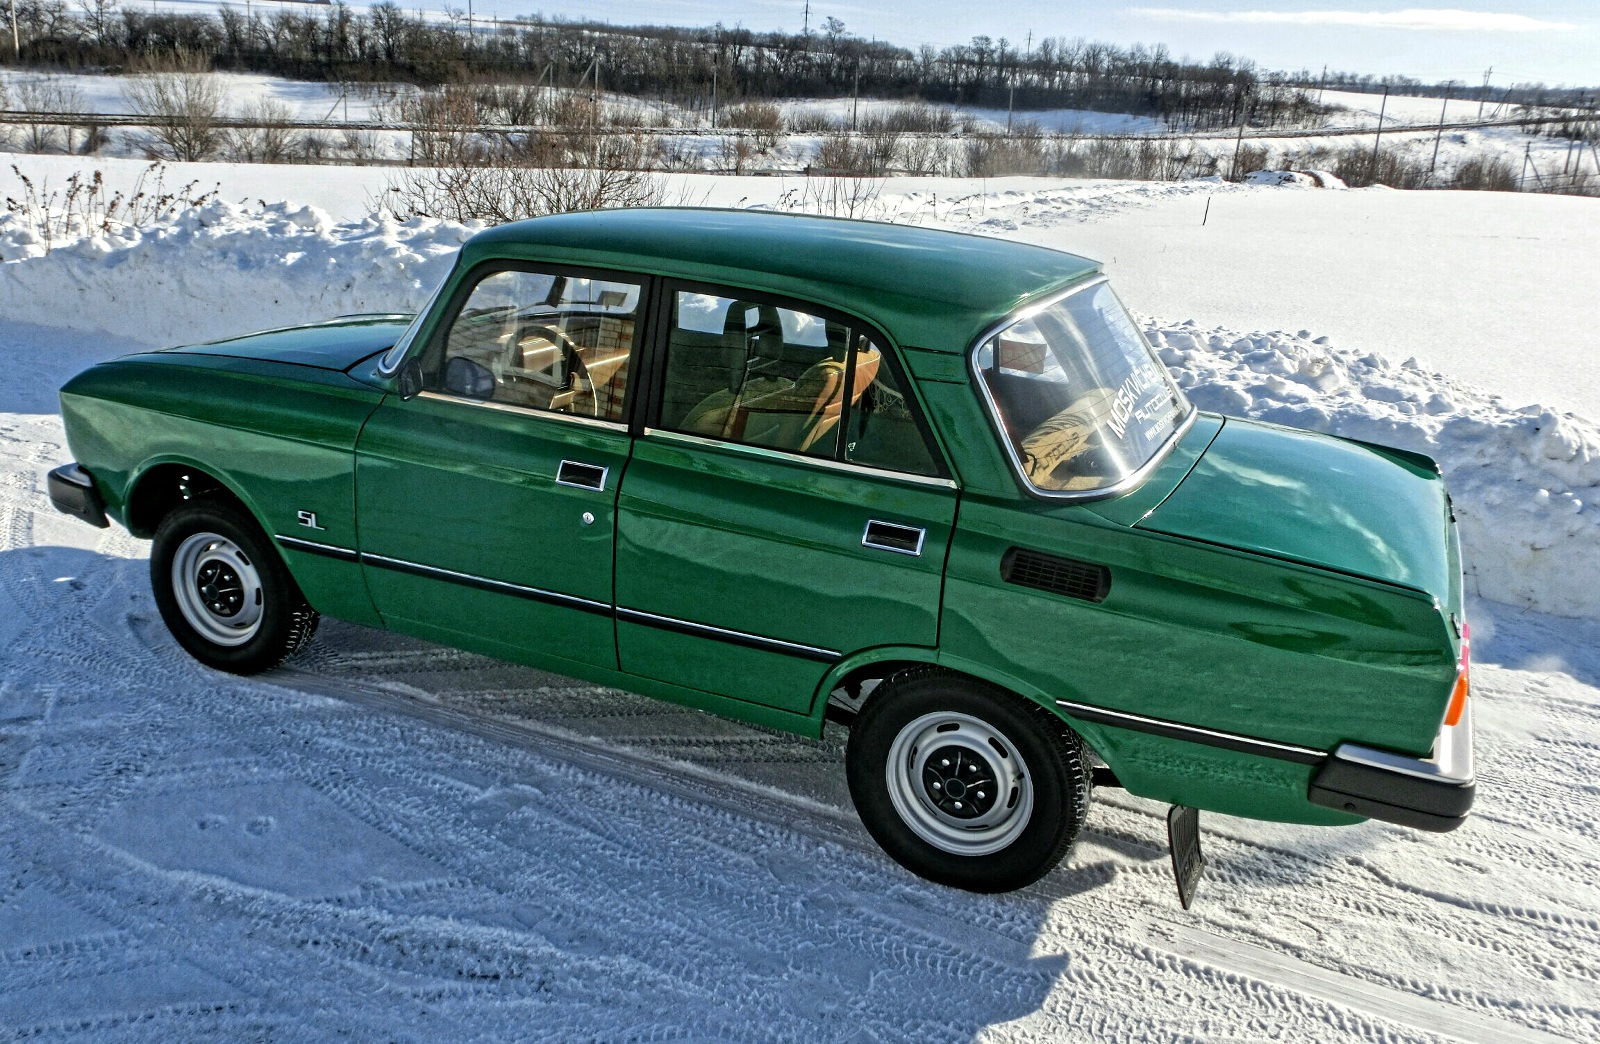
658 290 940 476
426 267 641 423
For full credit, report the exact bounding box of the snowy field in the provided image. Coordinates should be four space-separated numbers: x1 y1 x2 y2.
2 169 1599 1039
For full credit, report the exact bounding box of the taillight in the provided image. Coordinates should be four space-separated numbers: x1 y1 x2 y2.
1444 622 1470 727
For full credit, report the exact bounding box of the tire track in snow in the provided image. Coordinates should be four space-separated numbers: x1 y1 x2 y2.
266 664 1577 1044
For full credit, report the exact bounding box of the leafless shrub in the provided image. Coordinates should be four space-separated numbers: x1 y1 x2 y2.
719 101 784 147
773 174 886 219
122 50 226 161
223 99 302 163
1053 136 1211 180
963 125 1049 177
341 128 385 164
1228 143 1270 181
3 162 219 254
380 149 665 224
813 131 896 176
397 84 484 166
1453 155 1520 192
895 134 952 175
786 109 838 133
718 134 756 174
861 103 954 134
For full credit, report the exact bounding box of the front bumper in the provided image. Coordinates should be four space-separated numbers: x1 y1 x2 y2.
1308 703 1475 832
47 463 109 529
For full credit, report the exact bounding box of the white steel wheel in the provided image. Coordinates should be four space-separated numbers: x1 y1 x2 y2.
884 710 1035 858
169 531 265 647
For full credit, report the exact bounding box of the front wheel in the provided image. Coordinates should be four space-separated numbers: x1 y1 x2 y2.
150 499 319 674
846 669 1091 893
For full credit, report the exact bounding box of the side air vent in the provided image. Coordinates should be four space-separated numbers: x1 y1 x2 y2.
1001 548 1111 603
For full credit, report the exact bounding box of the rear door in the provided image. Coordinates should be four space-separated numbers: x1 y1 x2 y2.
614 286 958 715
354 262 647 673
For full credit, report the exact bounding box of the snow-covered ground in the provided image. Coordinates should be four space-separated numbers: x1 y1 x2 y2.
2 169 1598 1038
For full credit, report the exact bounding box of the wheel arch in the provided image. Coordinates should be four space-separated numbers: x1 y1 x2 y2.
812 647 1126 777
123 457 267 539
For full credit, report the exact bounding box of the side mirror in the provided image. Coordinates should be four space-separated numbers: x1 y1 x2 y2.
397 358 424 401
443 356 495 400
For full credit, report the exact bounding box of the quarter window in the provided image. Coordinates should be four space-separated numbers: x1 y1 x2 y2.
427 267 641 423
658 291 940 476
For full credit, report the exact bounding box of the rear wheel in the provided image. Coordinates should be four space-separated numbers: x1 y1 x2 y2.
846 669 1091 892
151 499 318 674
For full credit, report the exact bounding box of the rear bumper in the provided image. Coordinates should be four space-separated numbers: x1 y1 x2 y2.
47 463 109 529
1308 703 1475 832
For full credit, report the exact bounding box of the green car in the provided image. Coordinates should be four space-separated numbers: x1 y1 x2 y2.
49 209 1474 895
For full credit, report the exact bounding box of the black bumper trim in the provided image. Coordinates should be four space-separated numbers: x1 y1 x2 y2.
1308 756 1475 832
47 464 109 529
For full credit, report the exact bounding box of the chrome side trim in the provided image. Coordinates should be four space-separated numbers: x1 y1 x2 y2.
968 275 1199 503
615 606 841 664
1054 698 1327 765
360 552 613 617
274 535 360 562
1333 702 1474 785
643 428 958 490
417 390 626 431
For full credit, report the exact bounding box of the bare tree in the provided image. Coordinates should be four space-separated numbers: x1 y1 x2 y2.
12 77 85 153
121 50 226 162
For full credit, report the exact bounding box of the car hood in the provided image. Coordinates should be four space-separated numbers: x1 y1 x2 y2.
1136 417 1453 599
162 315 413 370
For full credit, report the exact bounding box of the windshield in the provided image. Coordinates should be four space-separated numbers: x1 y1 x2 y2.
973 279 1189 494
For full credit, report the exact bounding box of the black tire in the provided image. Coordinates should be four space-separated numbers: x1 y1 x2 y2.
150 498 319 675
846 668 1091 893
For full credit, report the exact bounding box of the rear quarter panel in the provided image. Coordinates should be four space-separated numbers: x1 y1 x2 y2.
59 353 385 626
941 494 1457 824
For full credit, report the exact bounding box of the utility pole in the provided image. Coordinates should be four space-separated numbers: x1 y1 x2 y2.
710 66 717 129
1428 82 1452 180
1230 121 1245 180
1317 64 1327 106
802 1 810 36
851 66 859 131
1370 84 1389 181
1477 67 1491 121
1007 79 1015 134
9 0 19 60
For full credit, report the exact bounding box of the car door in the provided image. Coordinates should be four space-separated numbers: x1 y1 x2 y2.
354 262 648 672
614 286 958 715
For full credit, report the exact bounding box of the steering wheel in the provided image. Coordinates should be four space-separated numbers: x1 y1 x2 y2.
513 321 599 417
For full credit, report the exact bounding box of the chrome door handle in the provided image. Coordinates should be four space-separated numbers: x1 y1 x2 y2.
556 459 608 491
862 520 925 557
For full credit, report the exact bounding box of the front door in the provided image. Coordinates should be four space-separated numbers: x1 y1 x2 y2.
355 262 647 674
615 287 958 715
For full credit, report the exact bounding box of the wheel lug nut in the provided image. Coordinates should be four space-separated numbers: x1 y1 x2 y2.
954 801 963 810
931 782 941 790
940 759 949 767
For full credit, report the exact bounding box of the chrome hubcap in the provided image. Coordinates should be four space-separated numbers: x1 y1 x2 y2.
886 711 1033 857
171 532 264 647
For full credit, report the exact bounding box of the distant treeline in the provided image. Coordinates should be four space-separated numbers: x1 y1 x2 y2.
1290 69 1596 109
4 2 1326 129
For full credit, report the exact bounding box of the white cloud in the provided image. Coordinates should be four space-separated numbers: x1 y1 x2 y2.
1130 8 1575 33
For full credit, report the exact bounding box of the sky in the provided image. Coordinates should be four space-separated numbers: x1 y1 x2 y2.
472 1 1599 87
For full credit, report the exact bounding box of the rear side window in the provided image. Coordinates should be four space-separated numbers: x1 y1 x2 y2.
657 290 941 477
424 266 641 424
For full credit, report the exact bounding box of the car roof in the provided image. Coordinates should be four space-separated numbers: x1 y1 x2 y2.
462 208 1102 353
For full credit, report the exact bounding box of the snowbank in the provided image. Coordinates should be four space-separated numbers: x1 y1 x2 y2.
3 200 1595 619
0 199 472 345
1148 321 1600 619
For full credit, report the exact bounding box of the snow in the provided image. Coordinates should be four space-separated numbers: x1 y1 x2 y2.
1 162 1598 1037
